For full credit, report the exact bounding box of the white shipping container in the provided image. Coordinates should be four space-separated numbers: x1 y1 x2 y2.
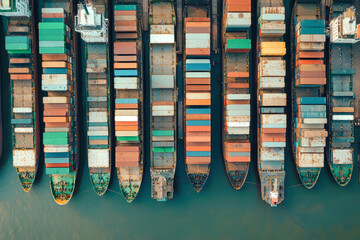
88 130 109 136
43 96 69 104
297 34 326 43
298 147 324 153
45 127 70 132
261 13 285 21
42 74 69 81
298 123 325 129
115 116 138 122
260 147 284 161
42 78 68 86
261 93 286 106
152 136 174 141
115 110 138 116
261 114 286 125
259 60 286 77
298 42 325 51
14 127 33 133
13 149 36 168
226 121 250 127
89 126 108 131
152 105 174 111
89 112 108 123
88 149 109 168
115 83 137 89
152 110 175 116
297 153 324 168
259 77 285 89
114 77 138 84
187 92 211 100
186 72 211 78
44 146 70 153
226 104 250 110
226 116 251 123
226 109 250 116
150 25 175 34
302 118 327 124
300 137 326 147
227 94 250 100
261 7 285 15
150 34 175 44
13 107 32 113
333 115 354 121
227 127 249 135
332 149 353 164
226 17 251 28
115 131 139 137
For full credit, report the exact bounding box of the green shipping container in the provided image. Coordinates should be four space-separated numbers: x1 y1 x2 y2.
39 22 66 30
152 147 175 153
115 5 137 11
152 130 174 136
39 47 67 54
5 36 30 44
43 132 68 138
5 42 29 51
46 167 71 175
43 137 69 145
226 39 251 50
117 136 139 142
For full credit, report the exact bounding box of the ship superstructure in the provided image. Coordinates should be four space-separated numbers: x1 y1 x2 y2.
149 0 177 201
221 0 252 190
291 0 327 189
326 1 359 186
1 0 39 191
75 1 111 196
40 0 80 205
257 0 286 206
113 1 144 202
183 0 211 192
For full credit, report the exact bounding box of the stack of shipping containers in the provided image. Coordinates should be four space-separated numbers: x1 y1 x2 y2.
149 0 177 201
257 3 286 206
5 9 39 191
293 18 327 188
39 6 78 204
184 4 211 192
222 0 252 190
75 2 111 196
113 3 144 202
327 5 358 186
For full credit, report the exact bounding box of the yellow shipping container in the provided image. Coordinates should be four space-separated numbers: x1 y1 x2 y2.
260 41 286 56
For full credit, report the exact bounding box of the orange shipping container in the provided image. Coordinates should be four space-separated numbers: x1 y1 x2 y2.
114 62 137 69
298 51 324 58
116 146 139 152
114 42 137 55
115 26 137 32
261 128 286 133
115 157 139 162
186 85 211 91
227 72 249 78
186 77 211 85
116 161 139 167
186 126 211 132
10 74 32 80
44 103 70 109
186 157 211 164
115 20 137 26
185 27 211 33
115 125 139 131
227 83 249 89
114 55 137 62
42 54 68 61
186 136 211 142
116 33 138 39
43 116 68 123
186 131 211 137
296 78 326 85
298 71 325 78
186 146 211 152
117 152 139 158
186 114 211 120
185 17 210 23
44 109 69 116
185 22 210 28
8 68 30 74
114 10 136 16
152 101 174 106
226 156 251 162
185 48 210 56
42 61 67 68
45 122 71 128
115 121 138 126
10 58 30 64
115 103 138 109
186 99 211 106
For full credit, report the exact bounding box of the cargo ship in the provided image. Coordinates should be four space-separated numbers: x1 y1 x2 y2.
1 0 40 191
183 0 211 192
326 1 359 186
291 0 327 189
113 1 144 202
221 0 252 189
149 0 177 201
75 1 111 196
40 0 80 205
256 0 287 206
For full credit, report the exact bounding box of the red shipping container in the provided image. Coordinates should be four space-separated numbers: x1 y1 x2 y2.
227 83 249 89
114 42 137 55
114 10 136 16
46 163 71 168
185 48 210 56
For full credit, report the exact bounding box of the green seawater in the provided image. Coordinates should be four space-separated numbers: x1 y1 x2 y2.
1 1 360 239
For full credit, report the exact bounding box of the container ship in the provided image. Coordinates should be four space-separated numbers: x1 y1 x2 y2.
149 0 177 201
40 0 80 205
291 0 327 189
183 0 211 192
75 1 111 196
221 0 252 189
326 1 360 186
113 1 144 202
256 0 286 206
1 0 39 191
